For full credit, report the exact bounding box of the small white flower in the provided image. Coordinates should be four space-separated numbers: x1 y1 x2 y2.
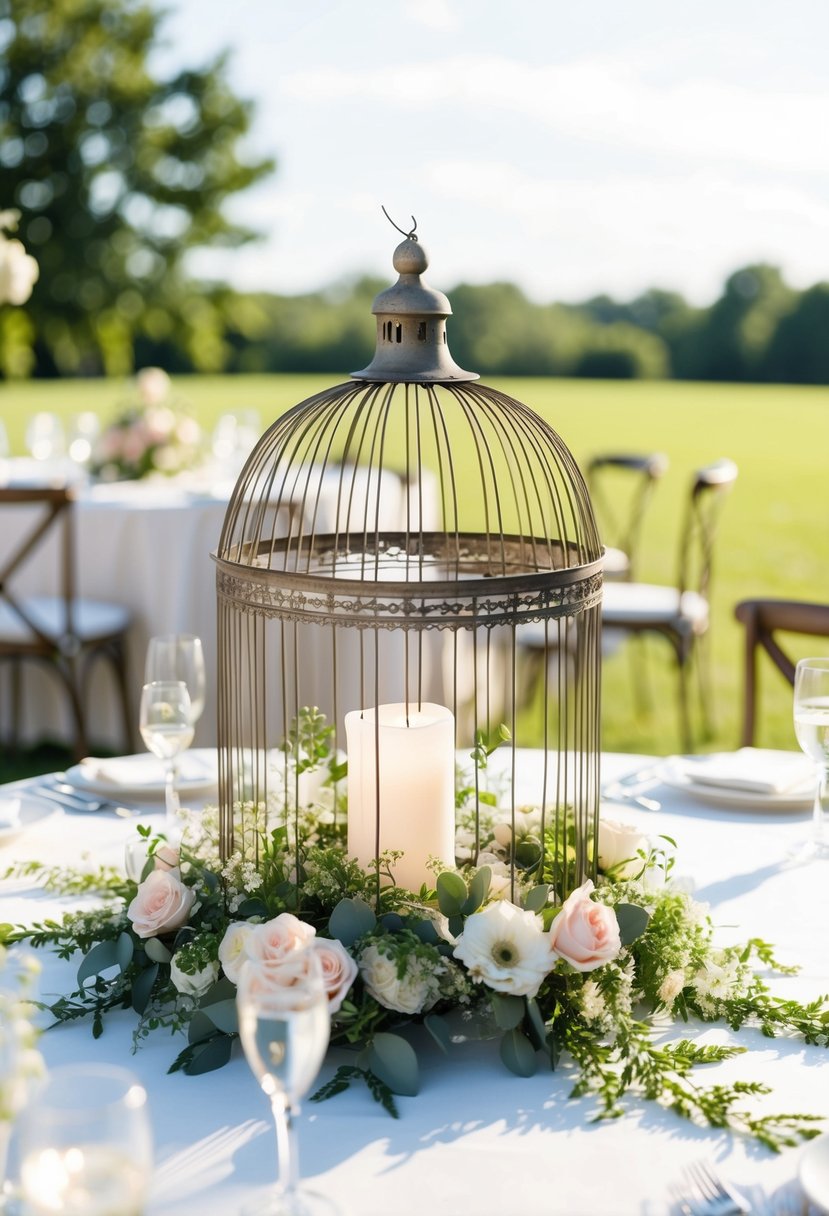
658 968 686 1005
453 901 552 998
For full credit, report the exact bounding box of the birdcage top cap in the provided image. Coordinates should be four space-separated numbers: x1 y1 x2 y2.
352 215 478 382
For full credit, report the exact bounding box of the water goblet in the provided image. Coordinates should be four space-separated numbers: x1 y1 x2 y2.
793 656 829 858
25 411 65 462
237 952 339 1216
144 634 206 728
139 680 194 839
17 1063 152 1216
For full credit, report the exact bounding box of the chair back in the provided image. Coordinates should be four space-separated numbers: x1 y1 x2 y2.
586 452 668 580
676 459 738 601
0 486 76 654
734 598 829 744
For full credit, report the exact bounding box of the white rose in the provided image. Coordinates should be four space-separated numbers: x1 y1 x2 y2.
218 921 256 983
0 235 39 305
597 818 649 879
170 956 219 998
453 900 552 998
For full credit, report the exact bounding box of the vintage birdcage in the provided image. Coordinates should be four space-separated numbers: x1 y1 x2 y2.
214 219 603 898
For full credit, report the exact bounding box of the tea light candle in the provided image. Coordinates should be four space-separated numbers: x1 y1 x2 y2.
345 702 455 891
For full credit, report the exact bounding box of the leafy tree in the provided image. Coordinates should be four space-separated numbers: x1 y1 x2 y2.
762 284 829 384
691 264 794 382
0 0 274 377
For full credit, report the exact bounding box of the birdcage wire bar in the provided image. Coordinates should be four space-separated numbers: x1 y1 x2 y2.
215 374 602 900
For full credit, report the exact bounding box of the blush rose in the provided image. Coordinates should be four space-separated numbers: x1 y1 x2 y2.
127 869 195 939
549 880 622 973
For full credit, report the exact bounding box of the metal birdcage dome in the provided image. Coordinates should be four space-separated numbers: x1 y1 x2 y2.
214 221 603 897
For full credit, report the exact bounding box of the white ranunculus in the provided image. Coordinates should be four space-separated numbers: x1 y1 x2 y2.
170 956 219 998
218 921 256 983
597 818 649 879
452 900 552 998
0 232 39 305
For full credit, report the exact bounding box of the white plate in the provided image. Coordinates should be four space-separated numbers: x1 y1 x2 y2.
800 1132 829 1213
0 793 57 845
63 749 219 802
661 759 815 811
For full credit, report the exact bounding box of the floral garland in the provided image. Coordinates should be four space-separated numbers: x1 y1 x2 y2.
3 719 828 1151
90 367 205 482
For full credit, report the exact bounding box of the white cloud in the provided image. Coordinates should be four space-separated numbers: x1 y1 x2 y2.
282 52 829 175
402 0 460 32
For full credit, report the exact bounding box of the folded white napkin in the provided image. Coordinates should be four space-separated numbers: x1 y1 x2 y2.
0 797 21 829
675 747 813 794
79 750 218 788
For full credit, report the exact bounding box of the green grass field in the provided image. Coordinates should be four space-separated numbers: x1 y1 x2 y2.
4 374 828 757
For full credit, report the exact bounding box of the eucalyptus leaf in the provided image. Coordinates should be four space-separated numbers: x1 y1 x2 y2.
131 963 158 1015
183 1034 234 1076
490 993 525 1030
201 998 238 1035
614 903 651 947
523 884 550 914
368 1033 419 1097
436 871 467 917
237 897 268 918
77 939 119 986
462 866 491 915
514 839 542 872
500 1028 538 1077
144 937 172 965
379 912 404 934
199 976 237 1008
411 919 440 945
447 914 464 940
188 1010 218 1045
423 1013 452 1055
115 931 134 973
329 897 376 947
525 998 548 1052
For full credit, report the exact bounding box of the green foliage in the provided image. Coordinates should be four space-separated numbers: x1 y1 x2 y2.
0 0 273 377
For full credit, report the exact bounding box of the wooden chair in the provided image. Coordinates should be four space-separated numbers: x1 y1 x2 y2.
600 458 738 751
734 598 829 746
587 452 669 581
0 486 133 759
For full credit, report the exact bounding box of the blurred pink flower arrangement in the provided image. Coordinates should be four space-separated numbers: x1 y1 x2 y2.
91 368 205 482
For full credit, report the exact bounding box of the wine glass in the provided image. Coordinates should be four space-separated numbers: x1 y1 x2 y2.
139 680 194 839
793 657 829 858
144 634 206 728
25 411 66 462
17 1063 152 1216
236 952 338 1216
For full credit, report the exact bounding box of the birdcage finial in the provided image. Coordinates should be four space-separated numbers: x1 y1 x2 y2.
352 218 477 382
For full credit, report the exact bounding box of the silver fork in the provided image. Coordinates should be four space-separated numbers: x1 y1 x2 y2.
680 1160 751 1216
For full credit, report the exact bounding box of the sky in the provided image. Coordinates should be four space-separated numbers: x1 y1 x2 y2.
156 0 829 306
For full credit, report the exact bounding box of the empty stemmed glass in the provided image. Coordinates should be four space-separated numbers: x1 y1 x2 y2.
793 657 829 858
17 1063 152 1216
145 634 206 731
237 952 338 1216
139 680 193 839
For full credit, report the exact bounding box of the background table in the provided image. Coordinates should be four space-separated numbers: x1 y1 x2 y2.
1 752 827 1215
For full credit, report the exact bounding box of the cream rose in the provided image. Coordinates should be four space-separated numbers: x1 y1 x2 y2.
248 913 316 963
219 921 256 983
312 938 358 1013
127 869 195 939
359 944 440 1015
453 900 552 998
549 880 621 973
170 956 219 998
597 818 649 879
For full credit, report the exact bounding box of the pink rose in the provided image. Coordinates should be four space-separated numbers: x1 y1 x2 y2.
127 869 195 939
549 880 621 973
248 913 316 963
238 954 328 1016
312 938 358 1013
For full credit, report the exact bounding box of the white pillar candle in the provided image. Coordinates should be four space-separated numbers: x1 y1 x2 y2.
345 702 455 891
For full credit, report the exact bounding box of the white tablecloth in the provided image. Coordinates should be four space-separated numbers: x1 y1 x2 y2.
2 752 827 1215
